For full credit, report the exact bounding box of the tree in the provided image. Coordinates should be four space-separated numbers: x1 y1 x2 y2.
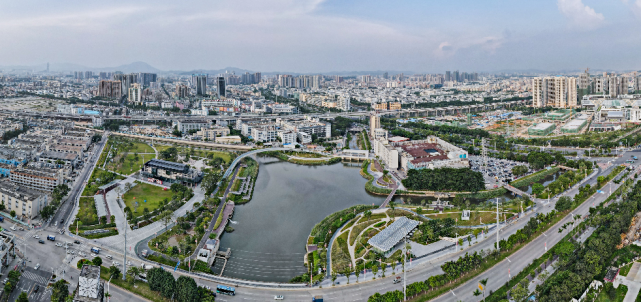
160 270 176 299
331 271 338 286
372 266 379 279
416 207 423 215
17 292 28 302
364 210 372 222
92 256 103 266
555 196 572 212
510 279 529 302
160 210 173 231
389 202 396 221
109 265 121 280
473 289 482 298
124 182 132 192
200 170 222 196
10 210 15 218
344 267 352 284
391 260 397 274
127 266 141 286
480 278 488 299
176 276 199 302
51 279 69 302
41 205 55 221
354 268 360 283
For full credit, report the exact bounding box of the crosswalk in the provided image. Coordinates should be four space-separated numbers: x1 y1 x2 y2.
22 271 49 285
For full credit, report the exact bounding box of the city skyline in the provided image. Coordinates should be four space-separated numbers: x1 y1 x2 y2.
2 0 641 73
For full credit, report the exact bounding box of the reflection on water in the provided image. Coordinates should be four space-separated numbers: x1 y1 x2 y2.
214 157 385 282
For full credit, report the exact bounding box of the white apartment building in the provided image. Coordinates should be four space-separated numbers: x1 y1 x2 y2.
175 120 211 133
278 131 297 144
128 83 142 105
10 167 64 192
373 139 399 169
0 181 50 219
297 132 312 144
196 126 230 140
251 126 278 142
369 114 380 136
374 128 388 140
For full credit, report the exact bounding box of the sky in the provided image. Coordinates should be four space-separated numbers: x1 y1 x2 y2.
1 0 641 73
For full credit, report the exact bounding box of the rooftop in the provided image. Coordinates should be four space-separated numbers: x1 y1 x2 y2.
530 123 555 130
368 216 419 253
144 158 189 173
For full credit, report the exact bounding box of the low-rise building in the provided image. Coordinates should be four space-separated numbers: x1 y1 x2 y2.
251 126 278 142
0 181 50 219
216 136 242 144
373 139 399 169
48 144 85 156
75 265 104 302
141 159 203 185
278 131 297 144
175 120 211 133
39 150 79 168
196 126 230 140
10 167 64 192
297 132 312 144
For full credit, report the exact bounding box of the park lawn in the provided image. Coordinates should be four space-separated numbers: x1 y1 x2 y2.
596 284 628 302
123 182 173 219
121 141 154 154
109 153 156 175
74 197 99 225
99 266 171 302
424 211 515 226
231 179 242 191
155 145 233 163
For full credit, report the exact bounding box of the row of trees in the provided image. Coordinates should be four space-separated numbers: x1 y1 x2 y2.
402 168 485 192
147 267 215 302
536 181 641 301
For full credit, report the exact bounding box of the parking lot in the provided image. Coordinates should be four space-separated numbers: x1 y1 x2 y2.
469 155 528 188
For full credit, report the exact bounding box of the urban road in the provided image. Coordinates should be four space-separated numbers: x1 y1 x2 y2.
32 154 635 302
18 137 637 302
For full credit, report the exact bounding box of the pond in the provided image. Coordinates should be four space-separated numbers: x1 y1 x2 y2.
212 157 386 282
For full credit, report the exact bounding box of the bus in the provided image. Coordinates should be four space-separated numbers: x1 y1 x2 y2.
91 247 101 254
216 285 235 296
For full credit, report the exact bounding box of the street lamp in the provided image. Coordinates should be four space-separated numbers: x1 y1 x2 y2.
106 275 113 302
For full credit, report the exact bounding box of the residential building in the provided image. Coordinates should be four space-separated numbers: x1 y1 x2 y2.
297 132 312 144
175 120 210 133
75 265 104 302
369 114 380 136
47 144 84 156
193 74 207 96
128 83 142 104
98 80 121 98
196 126 230 140
217 76 226 98
216 136 242 144
278 131 297 144
141 159 203 185
38 151 79 168
373 139 399 169
10 167 64 192
251 126 278 142
0 180 50 219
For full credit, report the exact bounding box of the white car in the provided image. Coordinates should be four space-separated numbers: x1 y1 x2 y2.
34 263 40 270
33 235 39 239
274 296 284 300
112 261 119 266
55 243 63 247
78 252 86 257
90 253 97 258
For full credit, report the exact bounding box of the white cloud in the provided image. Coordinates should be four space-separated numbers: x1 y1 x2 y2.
632 0 641 18
557 0 605 29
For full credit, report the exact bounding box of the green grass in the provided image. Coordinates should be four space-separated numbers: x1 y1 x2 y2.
123 183 174 218
425 211 514 226
107 153 156 175
596 284 628 302
75 197 99 225
99 265 170 302
156 145 233 163
620 263 634 277
82 229 119 239
117 141 154 154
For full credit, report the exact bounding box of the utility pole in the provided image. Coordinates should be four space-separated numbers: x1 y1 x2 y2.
123 213 127 281
403 236 407 301
496 197 500 252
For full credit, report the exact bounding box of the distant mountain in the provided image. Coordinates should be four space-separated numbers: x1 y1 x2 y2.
0 61 161 73
174 67 254 76
99 61 161 73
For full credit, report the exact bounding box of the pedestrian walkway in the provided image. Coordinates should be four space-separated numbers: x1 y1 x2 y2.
22 270 49 284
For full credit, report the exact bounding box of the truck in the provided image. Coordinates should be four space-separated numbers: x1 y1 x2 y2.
141 249 148 257
312 295 323 302
47 235 56 241
141 263 154 270
0 216 4 222
91 247 101 254
393 276 402 284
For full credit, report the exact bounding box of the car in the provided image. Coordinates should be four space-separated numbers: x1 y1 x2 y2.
106 255 113 259
91 253 97 258
112 261 119 266
60 219 64 224
35 263 40 270
33 235 39 239
74 240 81 244
55 243 62 247
2 278 7 285
79 252 86 257
38 240 45 244
274 295 284 300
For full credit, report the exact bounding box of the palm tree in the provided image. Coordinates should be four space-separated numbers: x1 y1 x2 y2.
480 278 488 300
389 202 396 221
331 271 338 286
128 266 140 286
473 289 482 299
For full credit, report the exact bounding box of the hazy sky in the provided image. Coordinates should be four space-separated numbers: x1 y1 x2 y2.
1 0 641 73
